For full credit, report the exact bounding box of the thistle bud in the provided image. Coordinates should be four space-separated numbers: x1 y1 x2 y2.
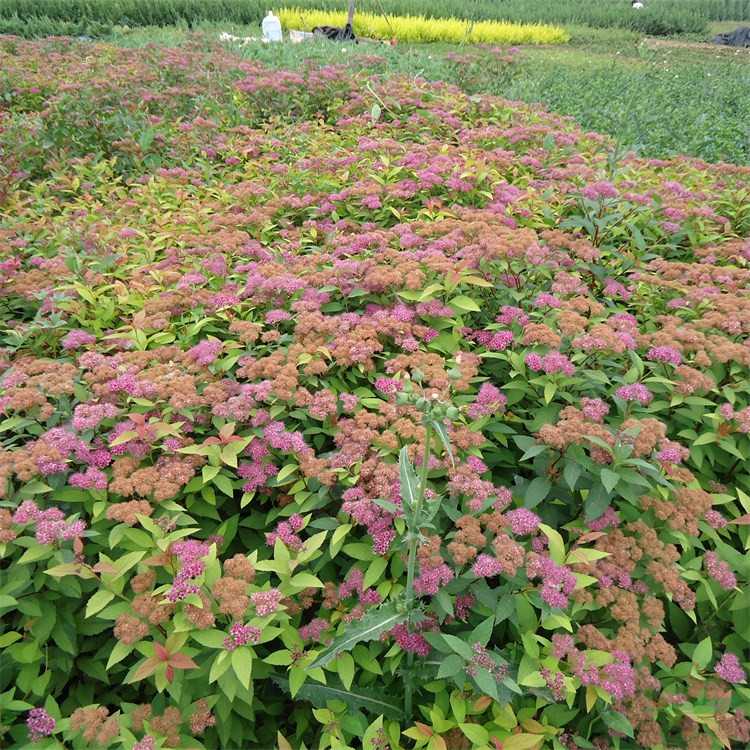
415 397 428 411
411 369 424 384
395 391 410 406
447 368 461 381
446 406 459 421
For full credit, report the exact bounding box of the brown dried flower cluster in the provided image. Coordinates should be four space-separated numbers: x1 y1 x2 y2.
212 576 250 618
70 706 120 745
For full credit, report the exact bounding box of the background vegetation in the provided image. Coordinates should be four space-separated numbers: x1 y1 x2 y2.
6 0 750 38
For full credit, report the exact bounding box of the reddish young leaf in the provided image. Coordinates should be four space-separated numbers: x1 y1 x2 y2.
142 553 170 566
154 642 170 661
92 561 119 574
169 653 199 670
131 657 160 682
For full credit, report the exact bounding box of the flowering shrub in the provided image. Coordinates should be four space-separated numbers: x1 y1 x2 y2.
1 36 749 750
278 9 570 45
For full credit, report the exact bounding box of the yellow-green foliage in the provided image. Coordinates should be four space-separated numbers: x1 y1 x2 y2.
278 8 570 45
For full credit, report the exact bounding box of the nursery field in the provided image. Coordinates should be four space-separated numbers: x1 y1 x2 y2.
94 28 750 167
1 33 750 750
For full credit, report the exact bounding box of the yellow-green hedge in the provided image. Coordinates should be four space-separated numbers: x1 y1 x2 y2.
277 8 570 45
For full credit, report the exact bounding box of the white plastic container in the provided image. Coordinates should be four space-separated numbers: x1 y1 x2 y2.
262 11 283 42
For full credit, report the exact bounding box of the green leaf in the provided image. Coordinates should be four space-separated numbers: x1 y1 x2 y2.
584 483 611 522
459 724 490 745
398 446 419 514
543 381 556 404
563 461 583 490
693 432 717 446
432 420 455 467
85 590 115 618
443 634 474 660
17 546 51 565
539 524 565 565
272 675 405 719
449 295 481 313
693 636 712 670
231 647 253 691
600 709 634 738
0 632 22 648
213 473 235 497
469 617 494 647
437 654 465 679
190 630 228 649
599 468 620 494
336 652 355 690
520 444 548 462
472 668 500 702
276 464 298 484
107 640 135 670
525 477 551 508
309 602 408 669
209 652 231 684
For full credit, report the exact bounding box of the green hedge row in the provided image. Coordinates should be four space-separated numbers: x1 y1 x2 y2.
0 0 724 38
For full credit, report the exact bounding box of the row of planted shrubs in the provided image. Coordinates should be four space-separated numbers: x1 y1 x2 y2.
0 0 718 38
277 9 569 45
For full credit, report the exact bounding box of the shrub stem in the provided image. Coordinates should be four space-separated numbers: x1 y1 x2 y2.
404 421 432 716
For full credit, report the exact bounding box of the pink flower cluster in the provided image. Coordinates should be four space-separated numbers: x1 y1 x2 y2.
61 329 96 350
239 457 278 493
720 403 750 433
223 622 261 651
580 397 609 423
715 653 747 683
341 487 398 556
505 507 541 535
703 551 737 590
166 540 210 602
615 383 653 405
647 346 682 366
71 402 119 431
541 668 566 701
188 339 223 366
12 500 86 545
496 306 529 326
263 421 310 454
470 329 514 351
465 643 509 683
413 563 454 596
337 567 381 605
526 554 577 609
251 589 283 617
525 351 575 376
467 382 507 420
586 506 620 532
391 623 430 657
374 377 402 394
299 618 329 643
68 466 108 490
703 509 727 529
27 708 56 743
471 553 505 578
600 651 636 700
266 514 304 550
